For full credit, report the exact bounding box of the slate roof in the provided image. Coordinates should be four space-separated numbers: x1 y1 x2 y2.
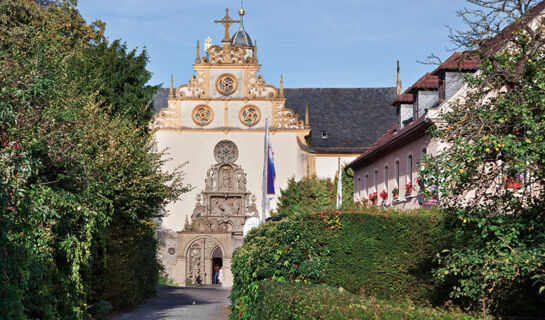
150 87 397 154
150 88 170 113
232 28 253 47
285 88 397 153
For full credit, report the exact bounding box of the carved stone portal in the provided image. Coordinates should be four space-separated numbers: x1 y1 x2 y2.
184 140 258 233
186 237 222 285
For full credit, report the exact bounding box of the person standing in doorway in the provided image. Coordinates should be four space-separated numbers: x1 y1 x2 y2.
213 264 220 284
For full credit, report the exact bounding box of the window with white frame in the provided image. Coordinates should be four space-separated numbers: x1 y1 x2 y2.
374 169 378 192
408 154 413 184
384 165 389 194
365 174 369 196
356 176 361 199
395 160 400 189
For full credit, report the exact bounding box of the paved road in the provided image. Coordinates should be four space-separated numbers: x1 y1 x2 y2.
111 286 231 320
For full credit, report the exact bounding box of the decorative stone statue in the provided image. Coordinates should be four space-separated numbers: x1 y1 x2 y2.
188 140 259 233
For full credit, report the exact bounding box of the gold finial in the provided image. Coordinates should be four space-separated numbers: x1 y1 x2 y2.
305 105 310 129
239 8 245 16
396 60 402 96
169 74 174 98
196 40 200 64
214 8 240 42
279 75 284 98
253 40 258 63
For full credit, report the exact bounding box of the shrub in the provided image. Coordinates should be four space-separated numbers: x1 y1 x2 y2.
158 270 178 287
254 281 481 320
230 217 329 319
230 208 457 319
275 169 354 217
275 176 336 216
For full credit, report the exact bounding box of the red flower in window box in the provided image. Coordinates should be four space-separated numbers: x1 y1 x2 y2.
379 190 388 200
392 186 399 198
505 175 523 189
369 192 378 204
406 182 413 194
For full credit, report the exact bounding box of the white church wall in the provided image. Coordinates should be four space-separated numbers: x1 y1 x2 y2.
154 130 305 232
209 68 245 99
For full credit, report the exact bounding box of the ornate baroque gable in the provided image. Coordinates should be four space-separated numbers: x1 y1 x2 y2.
150 8 307 132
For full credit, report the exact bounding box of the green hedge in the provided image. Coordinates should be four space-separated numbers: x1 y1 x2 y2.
254 281 479 320
321 209 455 304
230 208 458 319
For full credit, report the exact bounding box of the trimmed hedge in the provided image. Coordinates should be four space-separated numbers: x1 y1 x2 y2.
230 208 458 319
321 209 455 304
255 281 479 320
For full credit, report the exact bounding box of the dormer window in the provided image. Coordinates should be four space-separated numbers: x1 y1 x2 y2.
321 131 328 139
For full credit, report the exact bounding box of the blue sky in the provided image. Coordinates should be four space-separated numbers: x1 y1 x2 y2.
78 0 468 90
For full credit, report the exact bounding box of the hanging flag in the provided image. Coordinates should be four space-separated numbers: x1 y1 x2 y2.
266 132 276 199
336 158 342 209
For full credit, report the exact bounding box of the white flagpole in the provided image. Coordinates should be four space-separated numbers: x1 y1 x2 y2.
261 119 269 223
336 157 343 209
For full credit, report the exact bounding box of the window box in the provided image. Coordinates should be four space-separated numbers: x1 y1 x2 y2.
505 181 522 189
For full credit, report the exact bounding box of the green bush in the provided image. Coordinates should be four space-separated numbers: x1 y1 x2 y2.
255 281 480 320
230 209 456 319
275 169 354 217
321 209 454 304
230 217 329 318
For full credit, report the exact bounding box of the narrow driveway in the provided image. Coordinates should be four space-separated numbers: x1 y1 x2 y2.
111 286 230 320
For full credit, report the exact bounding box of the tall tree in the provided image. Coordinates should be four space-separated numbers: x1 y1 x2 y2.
68 39 159 127
0 1 187 318
420 0 545 316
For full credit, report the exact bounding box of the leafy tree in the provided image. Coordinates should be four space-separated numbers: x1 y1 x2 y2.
67 39 159 127
420 0 545 316
0 0 187 317
275 168 353 217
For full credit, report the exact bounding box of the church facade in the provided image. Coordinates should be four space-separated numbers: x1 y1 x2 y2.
150 8 397 287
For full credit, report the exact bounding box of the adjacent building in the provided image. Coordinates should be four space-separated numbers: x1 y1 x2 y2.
346 54 479 208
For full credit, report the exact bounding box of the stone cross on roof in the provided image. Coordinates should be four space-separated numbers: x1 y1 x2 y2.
214 8 240 41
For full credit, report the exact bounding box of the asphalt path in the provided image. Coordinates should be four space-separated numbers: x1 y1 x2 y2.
111 286 230 320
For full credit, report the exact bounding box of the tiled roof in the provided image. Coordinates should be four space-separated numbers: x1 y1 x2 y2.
390 73 438 106
486 1 545 52
411 73 439 90
150 87 398 154
285 88 397 153
347 114 432 169
391 92 413 105
432 52 480 74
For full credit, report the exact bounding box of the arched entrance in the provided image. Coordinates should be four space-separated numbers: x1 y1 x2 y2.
185 236 224 285
211 246 223 285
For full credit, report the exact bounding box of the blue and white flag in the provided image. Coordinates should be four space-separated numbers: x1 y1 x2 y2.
266 134 276 199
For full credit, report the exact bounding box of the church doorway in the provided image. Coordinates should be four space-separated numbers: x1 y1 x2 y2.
211 246 223 285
